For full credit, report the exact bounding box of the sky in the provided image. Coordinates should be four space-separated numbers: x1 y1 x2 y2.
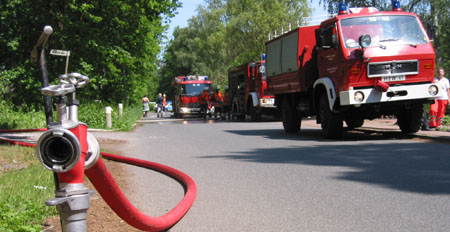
163 0 329 43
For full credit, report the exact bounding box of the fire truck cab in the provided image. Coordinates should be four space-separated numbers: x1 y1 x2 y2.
173 75 212 118
228 58 276 121
266 1 442 138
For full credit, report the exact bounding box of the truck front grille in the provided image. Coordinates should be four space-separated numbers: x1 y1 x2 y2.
367 60 418 77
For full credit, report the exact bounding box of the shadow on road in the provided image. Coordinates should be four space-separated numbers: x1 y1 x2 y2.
200 142 450 194
210 128 450 195
225 127 414 142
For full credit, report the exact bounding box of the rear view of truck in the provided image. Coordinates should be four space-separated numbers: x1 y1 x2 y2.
266 2 443 138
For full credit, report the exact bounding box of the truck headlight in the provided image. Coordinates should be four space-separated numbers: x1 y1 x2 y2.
354 91 364 102
181 107 189 113
428 85 438 96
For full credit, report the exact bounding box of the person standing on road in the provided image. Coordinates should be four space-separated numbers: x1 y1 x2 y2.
429 67 450 130
142 95 150 118
199 87 210 117
157 93 164 118
163 94 167 113
213 86 223 102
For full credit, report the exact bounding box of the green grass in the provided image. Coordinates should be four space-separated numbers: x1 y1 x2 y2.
0 144 57 232
0 102 47 130
0 101 142 131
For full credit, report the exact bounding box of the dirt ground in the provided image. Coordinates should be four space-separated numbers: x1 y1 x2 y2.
42 138 141 232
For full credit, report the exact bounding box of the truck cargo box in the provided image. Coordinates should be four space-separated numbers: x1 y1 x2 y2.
266 25 319 95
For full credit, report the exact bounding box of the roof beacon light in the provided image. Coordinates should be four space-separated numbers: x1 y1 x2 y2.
262 53 266 61
338 2 348 15
392 0 402 11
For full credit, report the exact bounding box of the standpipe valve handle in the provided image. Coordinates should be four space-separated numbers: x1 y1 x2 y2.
59 72 90 88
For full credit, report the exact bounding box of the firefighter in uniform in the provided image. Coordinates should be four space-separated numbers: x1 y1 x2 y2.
199 87 210 117
212 85 223 118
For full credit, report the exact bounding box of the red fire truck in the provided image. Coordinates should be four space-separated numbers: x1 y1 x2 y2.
172 75 212 118
228 58 277 121
266 2 443 138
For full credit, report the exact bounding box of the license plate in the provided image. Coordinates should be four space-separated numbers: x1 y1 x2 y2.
381 75 405 82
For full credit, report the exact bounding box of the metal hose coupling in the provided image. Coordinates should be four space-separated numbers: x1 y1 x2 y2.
36 128 81 172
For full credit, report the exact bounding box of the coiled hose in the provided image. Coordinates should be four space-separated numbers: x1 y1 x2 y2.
0 129 197 232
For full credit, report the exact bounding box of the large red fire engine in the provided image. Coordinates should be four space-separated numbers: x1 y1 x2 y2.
173 75 212 118
266 1 443 138
228 58 277 121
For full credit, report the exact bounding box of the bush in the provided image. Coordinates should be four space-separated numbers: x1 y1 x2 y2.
78 102 142 131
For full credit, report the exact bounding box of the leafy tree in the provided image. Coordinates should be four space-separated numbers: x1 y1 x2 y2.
0 0 179 109
159 0 311 97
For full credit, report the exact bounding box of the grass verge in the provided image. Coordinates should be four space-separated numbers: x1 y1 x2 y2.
0 101 142 131
0 143 57 232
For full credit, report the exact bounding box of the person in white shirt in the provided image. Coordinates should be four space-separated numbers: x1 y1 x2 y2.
429 67 450 130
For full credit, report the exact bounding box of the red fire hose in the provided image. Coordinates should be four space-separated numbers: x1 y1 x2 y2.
0 129 197 232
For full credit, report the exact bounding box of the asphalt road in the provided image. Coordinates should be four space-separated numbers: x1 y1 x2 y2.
92 117 450 232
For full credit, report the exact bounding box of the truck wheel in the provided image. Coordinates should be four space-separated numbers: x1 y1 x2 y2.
282 97 301 133
249 102 261 122
396 105 423 133
319 96 343 139
345 118 364 129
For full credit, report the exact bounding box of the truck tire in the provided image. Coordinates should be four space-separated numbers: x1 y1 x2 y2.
248 101 261 122
319 96 343 139
250 107 261 121
396 105 423 133
345 118 364 129
282 97 301 133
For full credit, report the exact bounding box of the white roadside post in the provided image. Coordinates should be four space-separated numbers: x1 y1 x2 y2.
118 103 123 119
105 106 112 128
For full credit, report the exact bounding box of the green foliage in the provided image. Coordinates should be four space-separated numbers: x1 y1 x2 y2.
0 100 141 131
0 145 57 231
159 0 311 98
78 102 142 131
0 0 179 108
436 0 450 71
0 101 47 129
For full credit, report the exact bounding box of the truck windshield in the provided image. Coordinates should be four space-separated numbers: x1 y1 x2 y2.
182 83 210 96
340 15 428 48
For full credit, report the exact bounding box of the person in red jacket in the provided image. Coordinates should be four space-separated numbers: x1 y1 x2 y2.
213 85 223 102
199 87 210 116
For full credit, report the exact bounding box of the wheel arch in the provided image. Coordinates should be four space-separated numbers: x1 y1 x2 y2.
313 77 337 113
248 92 259 108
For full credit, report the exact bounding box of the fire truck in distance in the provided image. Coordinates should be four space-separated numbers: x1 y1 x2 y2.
228 58 277 121
173 75 212 118
266 1 443 138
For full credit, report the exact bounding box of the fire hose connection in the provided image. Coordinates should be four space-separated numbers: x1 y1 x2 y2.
36 128 81 172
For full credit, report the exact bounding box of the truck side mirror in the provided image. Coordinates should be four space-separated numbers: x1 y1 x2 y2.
315 28 323 47
426 21 435 41
359 34 372 48
331 34 338 48
258 65 265 74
